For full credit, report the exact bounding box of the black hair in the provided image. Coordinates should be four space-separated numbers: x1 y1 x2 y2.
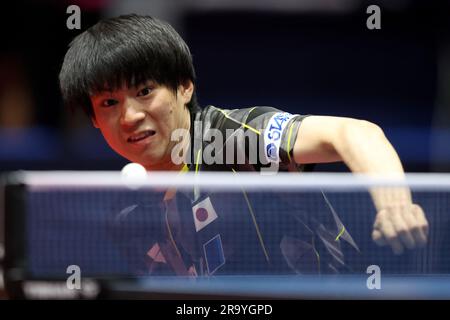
59 14 199 118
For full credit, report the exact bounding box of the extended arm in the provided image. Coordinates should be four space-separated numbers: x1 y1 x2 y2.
293 116 428 254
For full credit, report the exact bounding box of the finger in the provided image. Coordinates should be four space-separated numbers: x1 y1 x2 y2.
373 212 386 246
373 209 387 229
372 229 387 246
412 204 429 236
376 215 404 255
402 212 427 248
390 208 416 250
402 205 428 246
411 205 429 245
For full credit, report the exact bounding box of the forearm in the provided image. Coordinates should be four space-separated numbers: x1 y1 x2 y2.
334 120 412 210
294 116 427 252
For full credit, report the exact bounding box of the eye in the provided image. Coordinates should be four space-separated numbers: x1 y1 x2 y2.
101 99 119 108
137 87 152 97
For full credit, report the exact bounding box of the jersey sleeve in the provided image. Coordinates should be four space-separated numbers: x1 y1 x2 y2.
205 106 311 172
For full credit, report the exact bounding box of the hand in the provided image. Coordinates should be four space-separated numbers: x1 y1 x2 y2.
372 203 429 255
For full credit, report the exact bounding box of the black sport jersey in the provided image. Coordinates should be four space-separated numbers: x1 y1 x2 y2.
113 106 359 277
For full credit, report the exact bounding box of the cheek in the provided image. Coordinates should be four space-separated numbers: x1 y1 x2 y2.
100 128 118 149
153 100 176 129
96 117 121 144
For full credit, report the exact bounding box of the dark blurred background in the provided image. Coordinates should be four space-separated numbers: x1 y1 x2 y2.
1 0 449 172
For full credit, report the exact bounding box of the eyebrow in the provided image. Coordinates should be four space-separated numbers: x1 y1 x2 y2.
91 89 120 98
135 80 157 88
91 80 158 99
90 93 117 105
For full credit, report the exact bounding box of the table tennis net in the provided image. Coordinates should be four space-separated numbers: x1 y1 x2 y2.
4 172 450 281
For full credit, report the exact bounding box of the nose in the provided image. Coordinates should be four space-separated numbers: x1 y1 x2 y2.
120 97 145 129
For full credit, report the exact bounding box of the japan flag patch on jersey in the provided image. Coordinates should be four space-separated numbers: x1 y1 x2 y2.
192 197 218 232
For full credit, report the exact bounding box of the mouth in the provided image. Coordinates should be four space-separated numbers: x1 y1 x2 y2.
127 130 156 144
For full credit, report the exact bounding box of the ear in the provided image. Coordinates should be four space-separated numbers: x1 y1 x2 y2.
91 116 99 128
178 80 194 104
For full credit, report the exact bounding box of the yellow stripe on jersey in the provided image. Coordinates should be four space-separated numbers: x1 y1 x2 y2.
286 121 296 163
195 149 201 174
218 109 261 135
232 168 270 264
335 226 346 241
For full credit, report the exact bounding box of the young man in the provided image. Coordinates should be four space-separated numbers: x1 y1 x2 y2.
59 14 428 275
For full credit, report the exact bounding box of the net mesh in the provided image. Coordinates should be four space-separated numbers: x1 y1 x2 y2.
19 173 450 279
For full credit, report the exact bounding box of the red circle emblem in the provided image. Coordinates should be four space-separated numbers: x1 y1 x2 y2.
195 208 208 222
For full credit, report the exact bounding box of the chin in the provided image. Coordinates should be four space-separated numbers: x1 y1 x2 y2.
139 157 164 170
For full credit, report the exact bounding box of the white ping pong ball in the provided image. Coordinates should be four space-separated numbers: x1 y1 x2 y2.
121 162 148 188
